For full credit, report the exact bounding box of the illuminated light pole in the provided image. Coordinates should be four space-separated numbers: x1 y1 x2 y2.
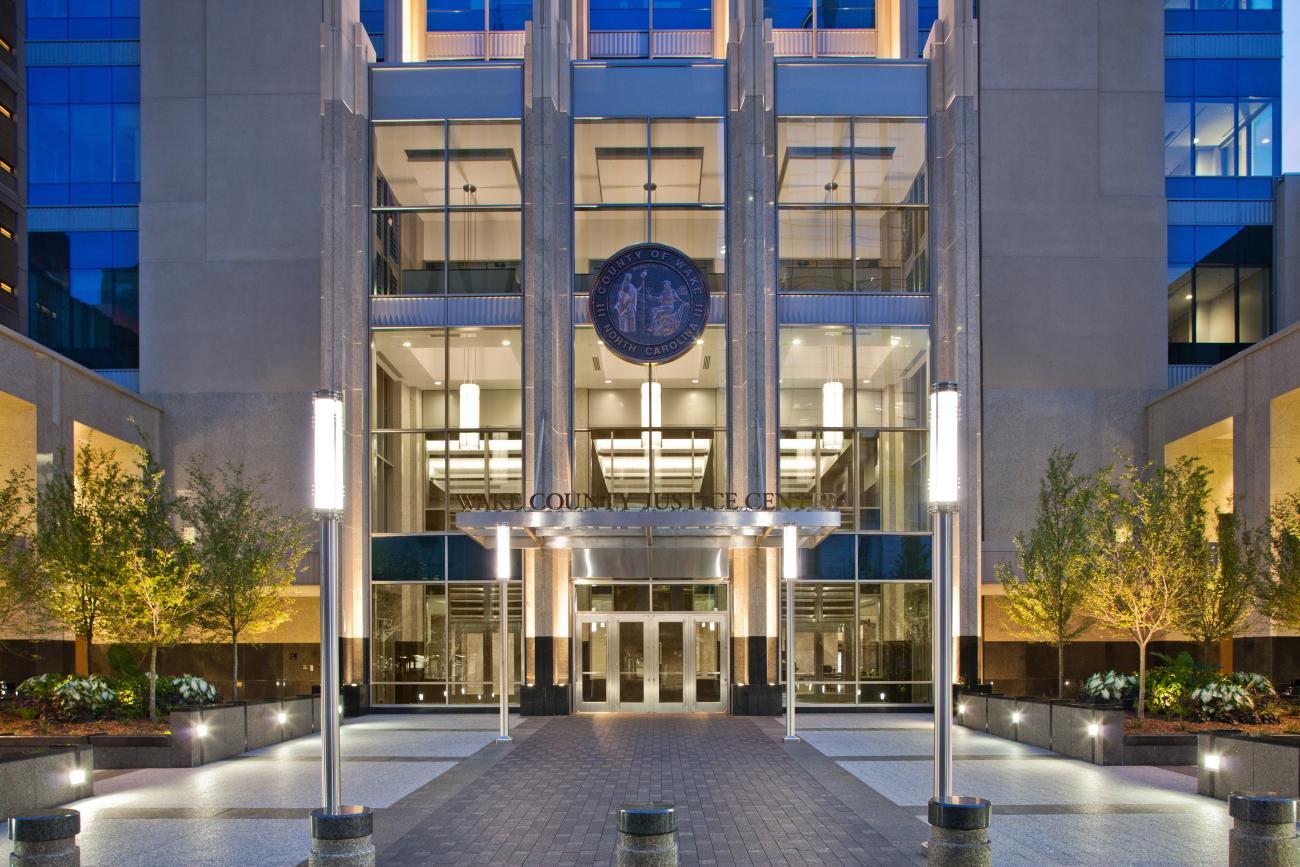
312 389 345 815
496 523 512 743
783 525 799 743
928 382 959 802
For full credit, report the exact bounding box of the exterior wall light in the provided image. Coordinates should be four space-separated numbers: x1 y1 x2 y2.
1086 723 1100 738
195 724 209 738
1011 711 1022 724
278 712 288 725
1203 754 1221 771
928 383 960 507
957 703 967 716
68 769 87 786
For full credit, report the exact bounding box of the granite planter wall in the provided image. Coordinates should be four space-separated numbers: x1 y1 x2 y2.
1198 732 1300 801
0 746 93 818
956 693 988 731
956 690 1128 766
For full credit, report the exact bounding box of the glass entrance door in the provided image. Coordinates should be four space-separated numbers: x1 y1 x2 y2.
575 612 727 712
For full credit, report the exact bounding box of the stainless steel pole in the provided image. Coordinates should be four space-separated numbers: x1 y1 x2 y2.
932 506 954 801
319 515 342 814
497 582 512 743
784 577 798 741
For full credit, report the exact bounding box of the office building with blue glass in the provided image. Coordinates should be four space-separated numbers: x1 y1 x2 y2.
0 0 1296 707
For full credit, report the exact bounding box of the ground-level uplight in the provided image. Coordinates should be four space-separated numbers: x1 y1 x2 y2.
1086 723 1100 738
1011 711 1022 725
1204 754 1221 771
957 703 967 717
277 712 288 725
68 768 87 786
195 724 209 738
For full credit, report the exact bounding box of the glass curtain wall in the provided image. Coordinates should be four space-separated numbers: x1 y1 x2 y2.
768 0 876 29
777 117 927 292
373 120 522 296
1167 227 1271 358
778 325 928 531
428 0 532 31
572 118 727 505
371 327 523 534
779 580 931 704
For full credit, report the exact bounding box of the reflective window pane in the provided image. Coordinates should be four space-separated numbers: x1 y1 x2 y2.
852 118 926 205
854 327 927 428
853 208 927 292
448 121 521 206
1237 266 1268 343
818 0 875 28
778 118 852 204
574 209 647 292
575 120 648 204
427 0 483 32
859 431 928 533
1193 102 1235 177
778 208 853 291
1194 265 1236 342
375 123 446 208
859 582 930 681
448 209 520 294
1164 101 1192 177
649 119 723 205
649 208 724 288
1168 266 1194 344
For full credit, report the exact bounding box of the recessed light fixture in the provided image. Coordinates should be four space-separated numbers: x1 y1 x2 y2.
502 339 511 346
792 338 802 345
434 380 442 386
402 341 412 348
1261 137 1270 144
696 339 704 345
691 379 699 384
604 379 612 384
1193 137 1200 144
1185 293 1193 301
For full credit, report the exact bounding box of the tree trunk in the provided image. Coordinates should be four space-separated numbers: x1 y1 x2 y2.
231 634 239 702
148 645 158 723
1057 641 1066 700
74 632 91 676
1202 639 1217 669
1137 639 1148 720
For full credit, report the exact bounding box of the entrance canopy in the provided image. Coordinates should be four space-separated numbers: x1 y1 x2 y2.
455 509 841 550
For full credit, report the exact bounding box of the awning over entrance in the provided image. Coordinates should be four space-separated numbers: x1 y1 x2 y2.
455 509 841 550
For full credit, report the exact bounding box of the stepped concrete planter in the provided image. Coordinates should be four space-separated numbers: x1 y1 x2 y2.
1198 732 1300 801
1012 698 1053 749
957 693 988 731
0 746 93 818
1123 734 1197 766
986 695 1019 741
1051 702 1125 765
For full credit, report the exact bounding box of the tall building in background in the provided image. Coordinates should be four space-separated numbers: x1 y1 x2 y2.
0 1 22 335
1164 0 1282 367
25 0 140 380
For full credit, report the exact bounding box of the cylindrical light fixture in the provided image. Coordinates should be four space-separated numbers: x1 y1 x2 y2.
495 523 512 743
821 381 843 449
459 382 481 449
312 390 345 515
495 523 510 581
782 525 798 580
928 382 960 508
783 524 799 743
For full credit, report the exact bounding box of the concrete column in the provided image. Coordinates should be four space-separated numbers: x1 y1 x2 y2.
310 806 376 867
725 0 780 714
928 1 982 684
520 1 575 714
926 797 992 867
615 804 679 867
321 1 375 682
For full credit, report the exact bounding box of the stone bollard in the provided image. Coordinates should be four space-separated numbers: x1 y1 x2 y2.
8 808 81 867
1228 793 1298 867
309 806 375 867
927 796 992 867
614 803 678 867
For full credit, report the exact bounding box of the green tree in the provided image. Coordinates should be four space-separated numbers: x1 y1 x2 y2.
1080 457 1211 719
1181 509 1261 667
29 446 137 674
103 446 201 721
1257 468 1300 630
0 469 35 636
182 461 310 701
995 449 1094 698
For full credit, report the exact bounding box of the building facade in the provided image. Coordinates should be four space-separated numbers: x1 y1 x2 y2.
0 0 1296 707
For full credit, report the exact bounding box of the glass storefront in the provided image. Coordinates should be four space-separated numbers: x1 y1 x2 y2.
780 580 931 705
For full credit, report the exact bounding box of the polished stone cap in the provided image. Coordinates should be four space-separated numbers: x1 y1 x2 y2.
1229 793 1298 824
9 809 80 842
618 803 677 836
928 797 992 830
310 806 373 840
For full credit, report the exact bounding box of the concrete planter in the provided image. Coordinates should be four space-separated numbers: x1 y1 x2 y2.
986 695 1019 741
1012 698 1053 749
956 692 988 731
1198 732 1300 801
0 746 93 819
1050 703 1124 765
1122 734 1197 766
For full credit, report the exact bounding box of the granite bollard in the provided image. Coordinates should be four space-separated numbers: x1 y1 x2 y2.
614 803 678 867
927 797 992 867
1227 793 1298 867
9 808 81 866
309 806 375 867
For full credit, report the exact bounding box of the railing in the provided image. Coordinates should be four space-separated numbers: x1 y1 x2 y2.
425 30 526 60
588 29 713 58
575 427 724 508
771 28 877 57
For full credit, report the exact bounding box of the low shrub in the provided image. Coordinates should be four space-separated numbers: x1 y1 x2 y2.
1082 671 1136 703
52 675 117 720
1190 680 1255 720
10 670 220 721
168 674 218 706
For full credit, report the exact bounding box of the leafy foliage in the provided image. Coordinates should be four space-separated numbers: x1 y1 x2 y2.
52 675 117 720
1143 651 1218 717
995 449 1094 698
169 674 218 706
1257 464 1300 631
1081 670 1136 703
181 461 310 701
0 469 34 636
1079 456 1212 718
1181 510 1262 663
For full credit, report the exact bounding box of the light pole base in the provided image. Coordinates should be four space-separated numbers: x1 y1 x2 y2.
496 735 513 743
783 735 801 743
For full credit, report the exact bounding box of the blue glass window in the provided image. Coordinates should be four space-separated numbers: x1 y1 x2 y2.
768 0 813 27
488 0 532 29
817 0 875 28
651 0 711 29
427 0 484 31
589 0 650 31
29 230 139 370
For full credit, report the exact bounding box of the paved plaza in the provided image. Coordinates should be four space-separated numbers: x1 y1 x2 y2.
1 711 1245 865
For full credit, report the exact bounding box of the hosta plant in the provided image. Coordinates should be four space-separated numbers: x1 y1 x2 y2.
169 674 217 706
52 675 117 720
1189 680 1254 719
1230 671 1276 697
16 673 64 702
1082 671 1136 703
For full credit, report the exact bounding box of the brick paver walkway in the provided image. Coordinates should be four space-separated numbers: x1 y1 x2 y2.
378 714 922 866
